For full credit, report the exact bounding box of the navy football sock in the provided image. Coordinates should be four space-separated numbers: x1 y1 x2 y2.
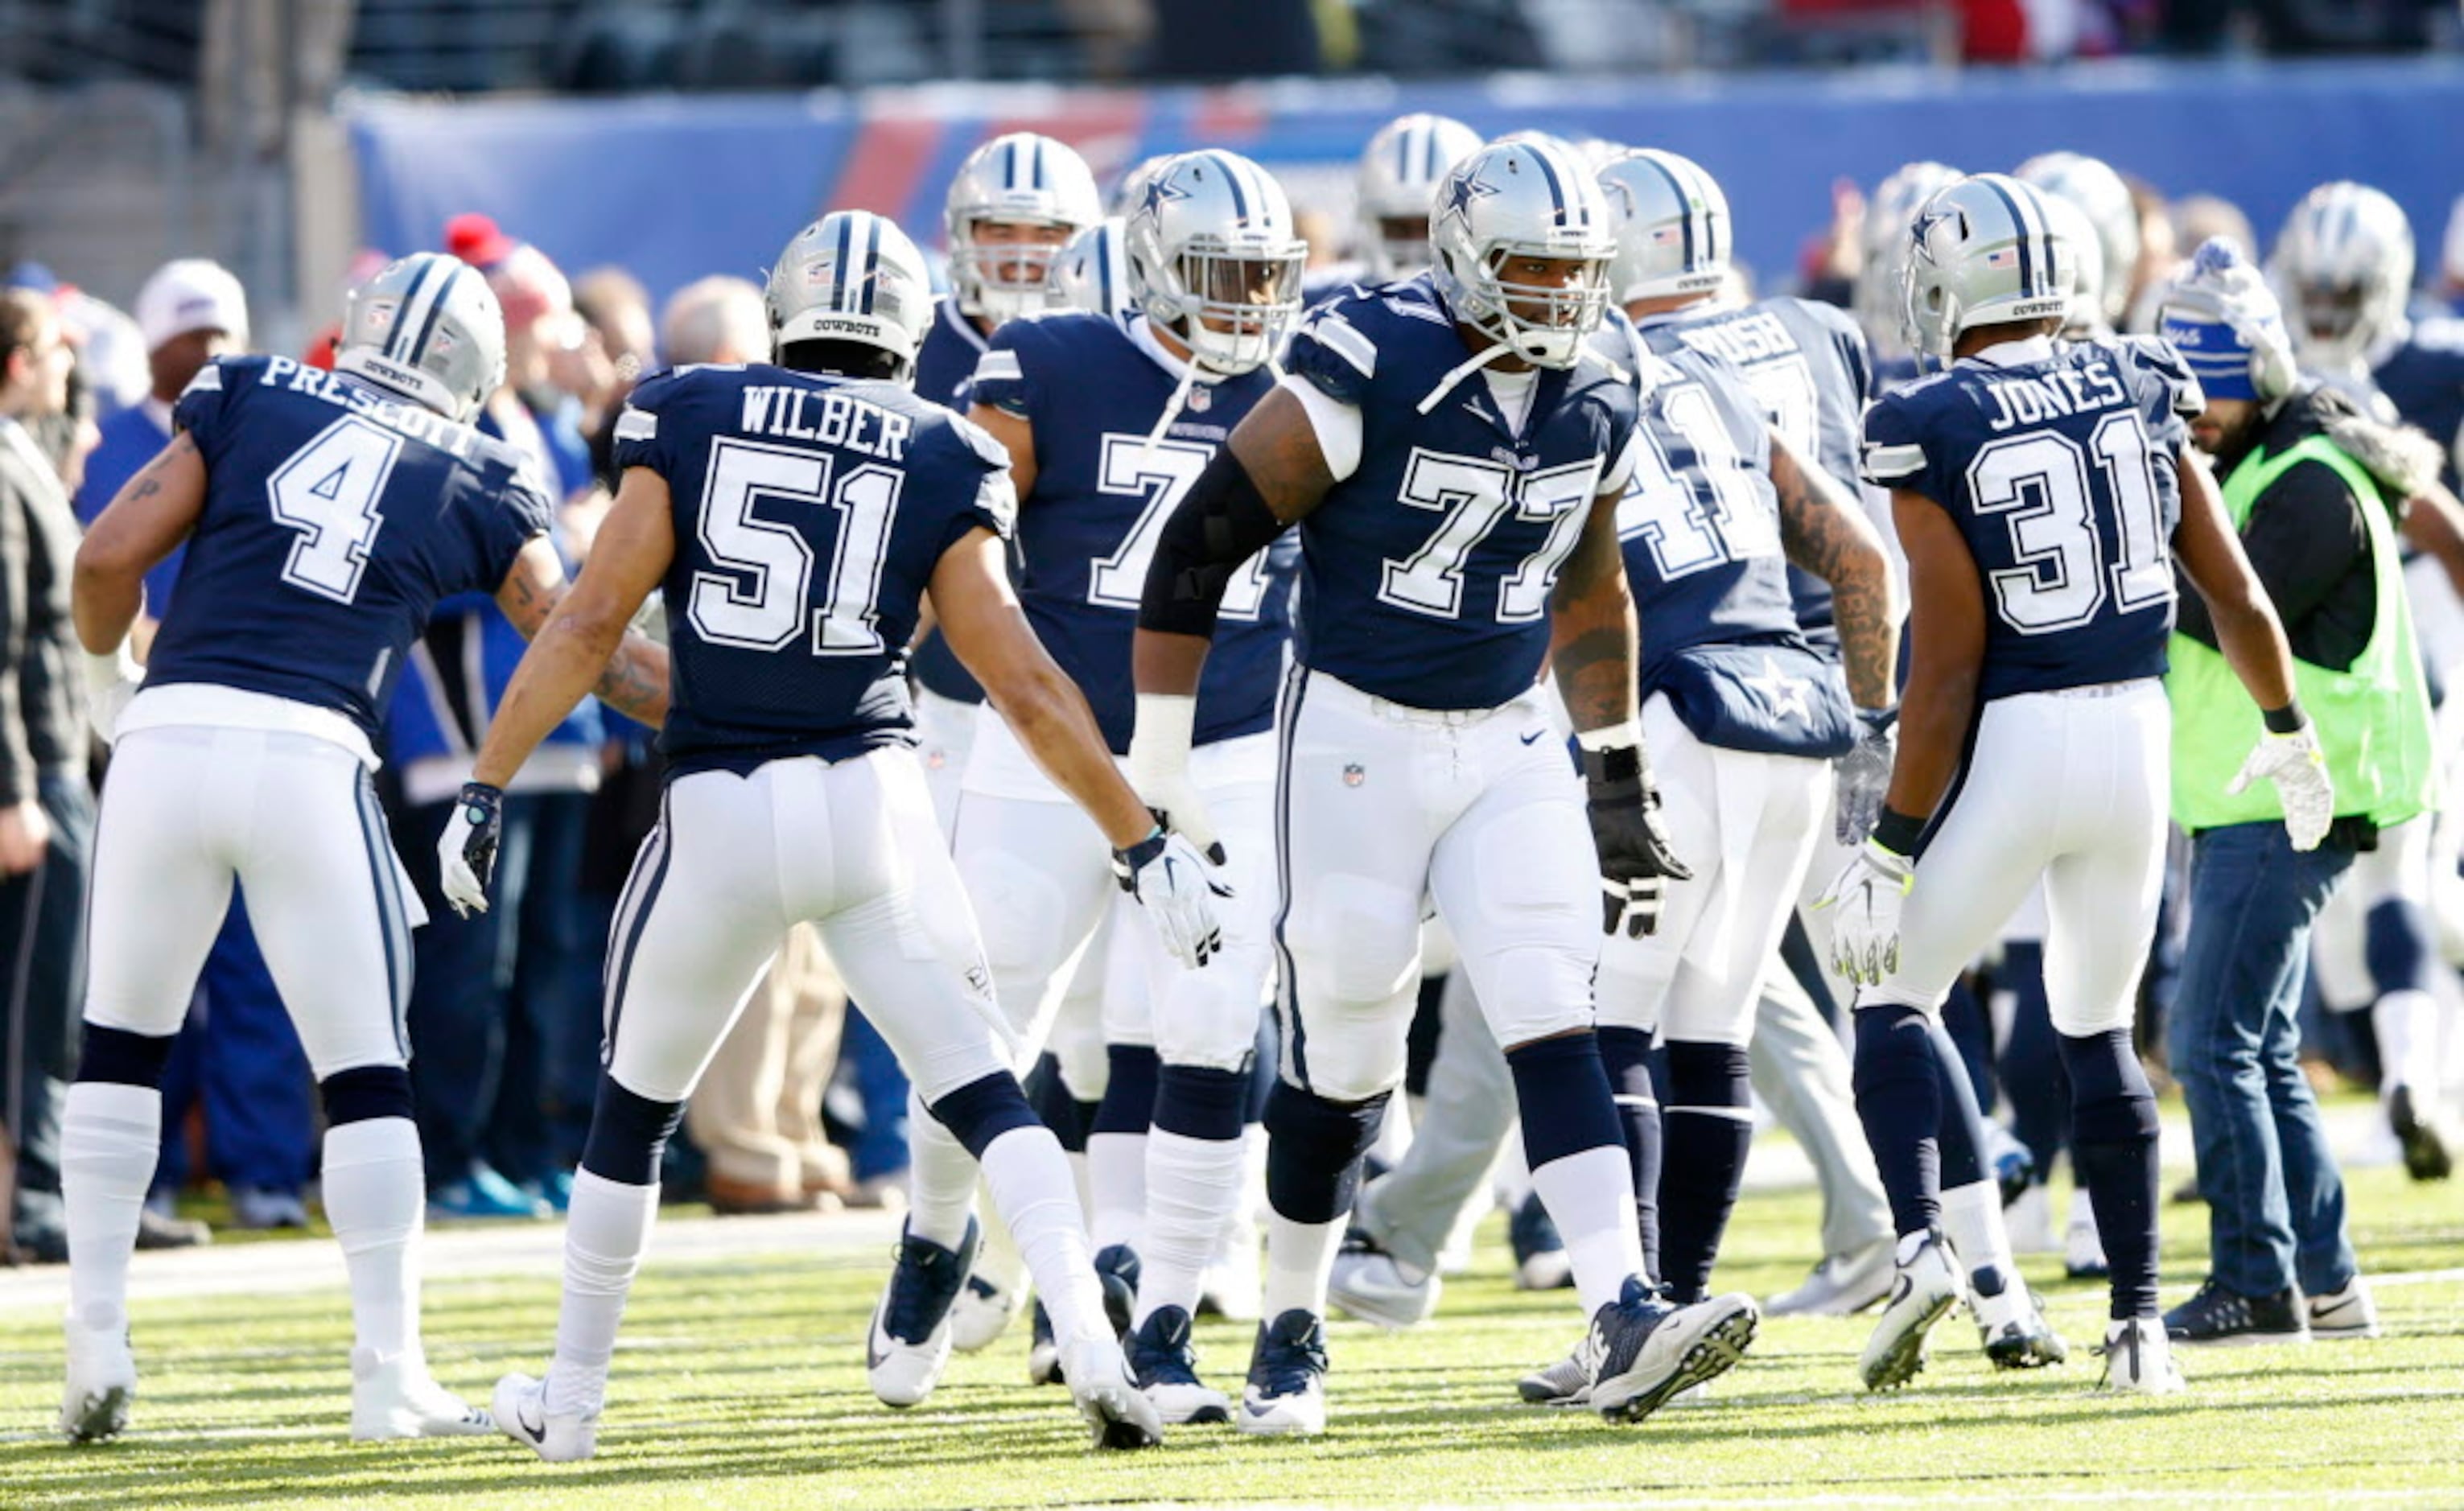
1929 1021 1988 1191
1656 1040 1752 1303
1853 1003 1942 1237
1996 941 2071 1180
1597 1025 1663 1273
2058 1029 2161 1320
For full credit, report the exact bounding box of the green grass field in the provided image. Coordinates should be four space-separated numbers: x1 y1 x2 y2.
6 1142 2464 1509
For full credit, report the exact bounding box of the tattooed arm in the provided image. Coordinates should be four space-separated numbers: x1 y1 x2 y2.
1548 485 1641 735
1770 430 1899 712
73 432 204 654
478 470 674 787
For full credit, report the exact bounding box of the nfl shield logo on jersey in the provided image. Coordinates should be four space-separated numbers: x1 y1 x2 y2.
1343 763 1366 787
1188 385 1213 413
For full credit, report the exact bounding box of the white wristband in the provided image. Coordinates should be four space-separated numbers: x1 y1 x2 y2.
1574 718 1642 754
1128 692 1198 787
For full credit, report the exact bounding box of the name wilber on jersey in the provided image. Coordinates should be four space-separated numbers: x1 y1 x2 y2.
244 351 483 459
1978 356 2132 432
733 382 916 460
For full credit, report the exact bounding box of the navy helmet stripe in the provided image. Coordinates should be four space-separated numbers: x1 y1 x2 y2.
1001 138 1019 190
1030 137 1046 191
1980 177 2038 296
406 265 461 369
1210 150 1251 224
1095 224 1116 314
387 258 440 361
859 216 882 314
833 214 856 311
1526 145 1571 228
1419 124 1437 183
1637 154 1696 270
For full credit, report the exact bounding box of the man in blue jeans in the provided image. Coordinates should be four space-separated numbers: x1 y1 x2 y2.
2161 243 2433 1345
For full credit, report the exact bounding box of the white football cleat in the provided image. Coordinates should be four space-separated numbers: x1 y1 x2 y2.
2099 1318 2186 1394
493 1372 598 1462
1860 1230 1962 1391
1237 1309 1329 1437
60 1311 136 1444
1328 1233 1440 1330
1061 1336 1164 1450
1588 1283 1758 1425
350 1348 493 1440
949 1266 1025 1354
867 1217 979 1408
1764 1237 1895 1316
1514 1345 1590 1407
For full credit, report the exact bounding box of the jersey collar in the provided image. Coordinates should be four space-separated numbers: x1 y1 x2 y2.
1127 312 1203 386
1963 334 2056 369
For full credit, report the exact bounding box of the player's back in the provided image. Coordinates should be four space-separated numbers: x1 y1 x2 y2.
1281 275 1639 712
1860 335 2200 701
142 354 552 743
913 297 991 411
612 361 1012 773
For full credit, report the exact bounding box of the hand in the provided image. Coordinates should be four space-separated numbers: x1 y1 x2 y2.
0 798 52 876
2228 726 2334 852
1815 839 1914 987
1113 825 1231 968
1128 693 1224 862
1582 738 1692 937
437 781 505 918
1833 708 1896 846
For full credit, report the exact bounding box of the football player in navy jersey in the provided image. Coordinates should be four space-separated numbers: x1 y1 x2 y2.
438 212 1219 1460
1133 137 1757 1435
908 133 1105 829
880 148 1305 1423
1827 174 2332 1395
58 252 670 1443
1499 156 1918 1407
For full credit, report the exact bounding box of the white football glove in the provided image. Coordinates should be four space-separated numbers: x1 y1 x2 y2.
1114 826 1231 969
83 648 141 746
2228 725 2334 852
437 782 505 919
1127 692 1223 862
1815 839 1915 989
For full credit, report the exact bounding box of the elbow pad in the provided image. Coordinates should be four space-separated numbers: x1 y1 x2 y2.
1136 446 1287 638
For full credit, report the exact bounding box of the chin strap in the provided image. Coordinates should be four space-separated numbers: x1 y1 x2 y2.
1415 337 1516 416
1139 359 1204 463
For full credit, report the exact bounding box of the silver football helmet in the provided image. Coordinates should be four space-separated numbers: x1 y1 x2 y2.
2040 191 2110 337
764 211 933 382
1356 113 1483 280
1597 148 1730 304
1431 138 1615 370
944 132 1102 323
1049 217 1133 322
2270 180 2415 371
1902 173 2077 367
2014 152 2141 328
336 252 505 422
1123 150 1307 377
1856 161 1961 354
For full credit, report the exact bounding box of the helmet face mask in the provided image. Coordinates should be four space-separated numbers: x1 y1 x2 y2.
1125 150 1307 377
335 253 506 422
2270 181 2414 370
1356 113 1483 281
945 133 1102 324
765 212 932 383
1431 139 1616 370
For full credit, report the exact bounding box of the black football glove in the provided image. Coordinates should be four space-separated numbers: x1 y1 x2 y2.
1582 739 1691 937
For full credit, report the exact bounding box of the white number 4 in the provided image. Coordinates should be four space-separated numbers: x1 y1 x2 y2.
267 416 403 603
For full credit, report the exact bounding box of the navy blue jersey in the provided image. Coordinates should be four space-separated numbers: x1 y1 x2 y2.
145 355 550 738
1283 275 1639 710
1605 320 1852 756
909 297 999 706
2372 318 2464 488
971 312 1293 753
1656 297 1872 647
1861 336 2201 702
612 363 1012 773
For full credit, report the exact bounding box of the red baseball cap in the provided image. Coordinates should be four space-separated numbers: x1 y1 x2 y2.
444 212 518 270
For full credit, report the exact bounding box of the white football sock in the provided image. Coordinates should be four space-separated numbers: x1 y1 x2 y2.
321 1117 427 1364
1261 1208 1344 1323
1940 1176 2018 1295
547 1169 660 1419
1086 1130 1147 1254
61 1082 161 1331
1135 1127 1245 1328
979 1126 1106 1345
2375 989 2436 1100
1527 1144 1646 1315
903 1088 979 1250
